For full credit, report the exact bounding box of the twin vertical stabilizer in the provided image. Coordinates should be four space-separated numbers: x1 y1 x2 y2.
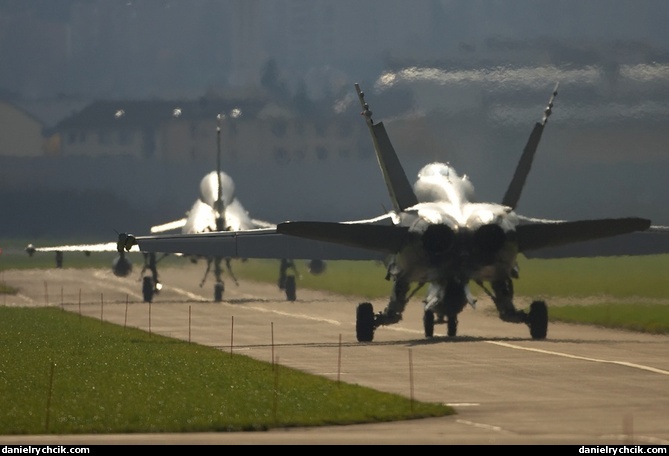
355 83 419 213
501 82 559 210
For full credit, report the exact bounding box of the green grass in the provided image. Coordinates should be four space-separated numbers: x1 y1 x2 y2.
512 255 669 299
231 255 669 301
547 303 669 334
0 282 17 295
235 258 395 299
0 307 453 435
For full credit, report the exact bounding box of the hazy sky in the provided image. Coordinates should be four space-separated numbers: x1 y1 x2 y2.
2 0 669 100
2 0 669 238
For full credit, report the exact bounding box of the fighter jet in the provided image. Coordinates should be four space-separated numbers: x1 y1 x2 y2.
117 83 668 340
27 114 324 303
25 166 275 303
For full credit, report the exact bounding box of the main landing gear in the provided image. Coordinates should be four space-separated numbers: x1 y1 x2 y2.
200 257 236 302
356 302 375 342
355 299 548 342
214 281 225 302
140 252 162 303
142 276 155 303
527 300 548 339
422 311 458 338
278 259 298 302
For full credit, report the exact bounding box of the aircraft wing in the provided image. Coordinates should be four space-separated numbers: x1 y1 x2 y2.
521 223 669 258
26 241 141 254
132 228 388 261
276 221 408 254
515 216 669 258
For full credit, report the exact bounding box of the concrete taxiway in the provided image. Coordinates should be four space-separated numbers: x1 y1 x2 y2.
1 265 668 445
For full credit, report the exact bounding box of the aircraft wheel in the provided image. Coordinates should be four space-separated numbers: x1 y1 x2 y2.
214 282 224 302
284 276 296 301
142 276 154 303
356 302 375 342
528 300 548 340
423 310 435 337
447 315 458 337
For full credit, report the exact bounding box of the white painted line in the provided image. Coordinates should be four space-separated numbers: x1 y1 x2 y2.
488 341 669 376
238 305 342 325
456 419 510 433
169 286 210 301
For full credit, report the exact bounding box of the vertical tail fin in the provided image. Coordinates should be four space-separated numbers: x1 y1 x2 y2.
215 114 226 231
501 82 559 210
355 83 419 213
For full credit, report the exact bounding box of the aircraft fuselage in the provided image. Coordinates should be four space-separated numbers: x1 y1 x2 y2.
392 163 520 287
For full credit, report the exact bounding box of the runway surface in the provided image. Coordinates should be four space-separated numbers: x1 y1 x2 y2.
1 264 669 445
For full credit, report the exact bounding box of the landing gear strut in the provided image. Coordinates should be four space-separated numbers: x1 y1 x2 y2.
284 275 296 301
423 310 434 338
201 257 236 302
484 278 549 340
140 252 162 303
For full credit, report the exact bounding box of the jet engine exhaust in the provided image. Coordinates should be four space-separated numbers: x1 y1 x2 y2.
474 224 507 253
421 224 455 259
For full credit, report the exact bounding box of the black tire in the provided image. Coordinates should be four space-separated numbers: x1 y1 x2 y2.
214 282 224 302
284 276 296 301
447 315 458 337
356 302 375 342
142 276 154 303
528 300 548 340
423 310 435 337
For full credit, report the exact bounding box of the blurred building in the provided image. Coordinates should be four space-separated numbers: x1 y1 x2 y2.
0 100 44 157
44 93 368 165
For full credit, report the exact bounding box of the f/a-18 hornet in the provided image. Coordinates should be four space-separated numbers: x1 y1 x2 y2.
118 82 665 341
